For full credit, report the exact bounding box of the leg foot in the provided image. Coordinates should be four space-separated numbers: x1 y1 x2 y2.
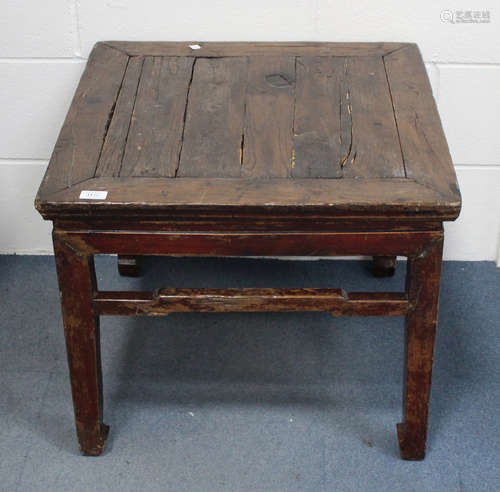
397 423 425 460
77 423 110 456
118 255 141 277
372 255 396 277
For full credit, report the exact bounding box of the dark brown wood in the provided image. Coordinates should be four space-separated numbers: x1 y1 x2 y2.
35 42 461 459
56 230 442 257
53 232 108 456
95 56 144 177
93 289 408 316
340 56 404 178
37 177 459 221
38 43 128 196
241 56 295 177
372 255 397 277
120 56 194 177
117 254 141 277
36 41 461 222
292 56 343 178
398 235 443 460
54 217 444 233
177 57 247 177
383 45 460 200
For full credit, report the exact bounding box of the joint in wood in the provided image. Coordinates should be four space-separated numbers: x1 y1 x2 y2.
53 233 87 259
415 235 444 259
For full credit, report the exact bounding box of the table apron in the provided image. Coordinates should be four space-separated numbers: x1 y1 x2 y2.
53 229 443 257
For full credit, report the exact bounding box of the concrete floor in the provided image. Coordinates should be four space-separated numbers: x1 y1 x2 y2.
0 256 499 491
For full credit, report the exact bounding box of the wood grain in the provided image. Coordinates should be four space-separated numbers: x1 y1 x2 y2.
398 235 443 460
120 56 194 177
57 230 441 257
37 43 128 195
54 217 443 234
383 45 460 201
341 56 404 178
53 232 109 456
95 56 144 177
36 42 461 224
41 177 458 220
292 56 343 178
104 41 405 57
93 288 408 316
177 57 247 177
241 56 295 177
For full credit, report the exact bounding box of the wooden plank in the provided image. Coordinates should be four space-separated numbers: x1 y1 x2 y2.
54 218 444 234
36 43 129 197
242 57 295 177
340 56 405 178
292 57 343 178
120 56 194 177
177 57 247 177
384 45 461 201
57 229 441 257
105 41 405 58
95 56 144 177
93 288 408 316
40 177 456 220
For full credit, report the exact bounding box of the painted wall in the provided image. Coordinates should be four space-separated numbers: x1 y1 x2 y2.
1 1 499 261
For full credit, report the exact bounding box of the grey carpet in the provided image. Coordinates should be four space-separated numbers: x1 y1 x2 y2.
0 256 498 491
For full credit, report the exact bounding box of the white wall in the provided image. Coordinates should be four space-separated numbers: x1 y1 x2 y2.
1 1 499 261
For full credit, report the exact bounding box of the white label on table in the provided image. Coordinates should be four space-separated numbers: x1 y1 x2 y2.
79 190 108 200
189 44 201 50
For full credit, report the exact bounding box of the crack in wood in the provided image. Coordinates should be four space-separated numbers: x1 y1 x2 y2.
382 53 407 178
291 56 298 172
116 56 145 177
337 58 354 172
238 57 250 169
175 57 197 177
92 53 130 178
61 45 130 190
340 86 354 169
240 72 247 167
239 131 245 166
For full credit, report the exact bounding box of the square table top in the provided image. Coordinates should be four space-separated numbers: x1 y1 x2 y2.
36 41 460 222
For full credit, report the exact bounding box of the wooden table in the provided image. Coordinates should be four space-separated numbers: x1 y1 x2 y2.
35 41 461 459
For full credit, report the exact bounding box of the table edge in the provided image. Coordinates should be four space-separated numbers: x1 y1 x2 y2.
35 176 461 222
100 41 411 57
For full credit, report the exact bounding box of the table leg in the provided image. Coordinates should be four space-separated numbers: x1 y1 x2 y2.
117 255 141 277
53 233 109 456
398 237 443 460
372 255 396 277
